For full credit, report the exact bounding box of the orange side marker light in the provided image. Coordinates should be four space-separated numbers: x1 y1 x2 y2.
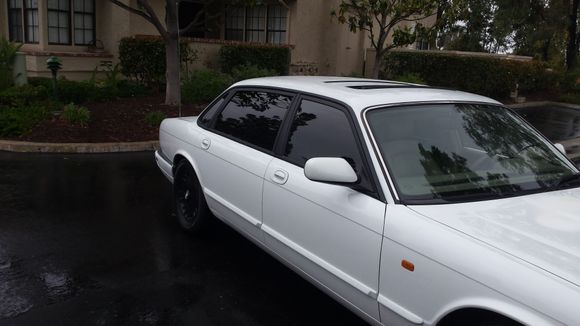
401 260 415 272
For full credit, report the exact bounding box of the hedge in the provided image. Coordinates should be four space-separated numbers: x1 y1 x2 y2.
119 37 196 87
119 37 166 87
219 44 291 76
383 51 562 99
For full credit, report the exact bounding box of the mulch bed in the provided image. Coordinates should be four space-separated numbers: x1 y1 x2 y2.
10 95 207 143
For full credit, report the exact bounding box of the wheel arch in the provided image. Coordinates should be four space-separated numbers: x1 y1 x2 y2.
433 299 558 326
436 307 523 326
172 150 204 188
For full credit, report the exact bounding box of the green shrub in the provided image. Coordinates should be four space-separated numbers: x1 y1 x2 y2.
0 104 49 137
144 111 167 127
28 77 53 88
62 103 90 126
391 73 425 85
0 38 23 91
119 37 197 87
231 63 279 82
558 93 580 105
29 76 148 102
219 44 291 75
182 70 233 103
560 69 580 93
56 79 95 104
0 84 49 107
119 37 165 87
116 80 148 98
383 51 562 99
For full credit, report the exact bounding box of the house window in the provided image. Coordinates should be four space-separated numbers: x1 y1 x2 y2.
225 7 245 41
73 0 95 45
7 0 39 43
415 38 430 50
178 1 206 38
267 5 286 44
48 0 71 44
225 5 287 44
245 6 266 43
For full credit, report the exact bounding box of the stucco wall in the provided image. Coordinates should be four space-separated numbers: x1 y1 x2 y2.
288 0 368 77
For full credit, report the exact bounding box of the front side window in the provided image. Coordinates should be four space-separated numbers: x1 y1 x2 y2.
366 103 579 204
225 5 287 44
48 0 71 44
284 99 375 195
214 91 292 151
8 0 38 43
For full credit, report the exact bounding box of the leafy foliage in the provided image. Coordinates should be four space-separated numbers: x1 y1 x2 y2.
182 70 233 103
119 37 198 88
219 44 290 75
332 0 440 77
383 51 562 99
144 111 167 127
231 64 279 82
119 37 166 87
0 84 49 107
0 104 49 137
62 103 90 127
0 38 23 91
391 73 425 84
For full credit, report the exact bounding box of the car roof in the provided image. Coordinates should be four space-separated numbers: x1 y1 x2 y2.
233 76 501 112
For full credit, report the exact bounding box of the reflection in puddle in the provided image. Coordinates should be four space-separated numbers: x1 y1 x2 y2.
42 272 72 298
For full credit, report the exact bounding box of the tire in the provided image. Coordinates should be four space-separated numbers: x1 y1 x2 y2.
173 160 210 233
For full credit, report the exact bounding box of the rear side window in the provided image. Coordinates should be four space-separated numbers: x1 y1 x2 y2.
199 96 226 127
214 91 292 151
284 99 375 195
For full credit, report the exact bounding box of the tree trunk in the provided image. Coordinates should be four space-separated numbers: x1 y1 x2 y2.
165 38 181 105
566 0 580 71
164 1 180 105
372 49 382 79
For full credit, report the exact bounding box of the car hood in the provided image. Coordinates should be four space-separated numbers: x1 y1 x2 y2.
409 188 580 288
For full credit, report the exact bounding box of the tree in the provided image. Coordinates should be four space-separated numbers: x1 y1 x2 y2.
565 0 580 70
332 0 439 79
110 0 209 105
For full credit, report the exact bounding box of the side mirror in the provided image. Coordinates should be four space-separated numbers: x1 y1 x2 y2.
304 157 358 184
555 143 567 155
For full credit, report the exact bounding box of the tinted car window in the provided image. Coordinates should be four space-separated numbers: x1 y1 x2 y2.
285 99 375 194
199 96 225 127
214 91 292 151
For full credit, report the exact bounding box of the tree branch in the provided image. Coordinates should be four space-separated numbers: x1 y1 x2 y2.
137 0 168 39
110 0 154 24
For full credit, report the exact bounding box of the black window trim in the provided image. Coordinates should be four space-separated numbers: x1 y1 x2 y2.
198 85 386 203
276 94 381 200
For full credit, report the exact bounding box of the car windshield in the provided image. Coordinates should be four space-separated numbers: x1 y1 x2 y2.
366 103 580 204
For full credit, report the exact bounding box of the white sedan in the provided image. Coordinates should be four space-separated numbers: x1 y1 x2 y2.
155 77 580 326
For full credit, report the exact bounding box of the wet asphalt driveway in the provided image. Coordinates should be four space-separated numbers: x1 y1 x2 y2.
0 152 366 326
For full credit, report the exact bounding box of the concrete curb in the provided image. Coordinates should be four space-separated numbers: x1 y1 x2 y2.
0 140 159 153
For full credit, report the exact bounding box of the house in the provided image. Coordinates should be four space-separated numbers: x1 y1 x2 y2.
0 0 435 80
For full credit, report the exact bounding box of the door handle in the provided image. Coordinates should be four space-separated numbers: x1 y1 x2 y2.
201 138 211 150
271 169 288 185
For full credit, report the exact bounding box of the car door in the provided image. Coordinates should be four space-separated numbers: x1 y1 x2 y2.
196 89 293 241
262 96 386 321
